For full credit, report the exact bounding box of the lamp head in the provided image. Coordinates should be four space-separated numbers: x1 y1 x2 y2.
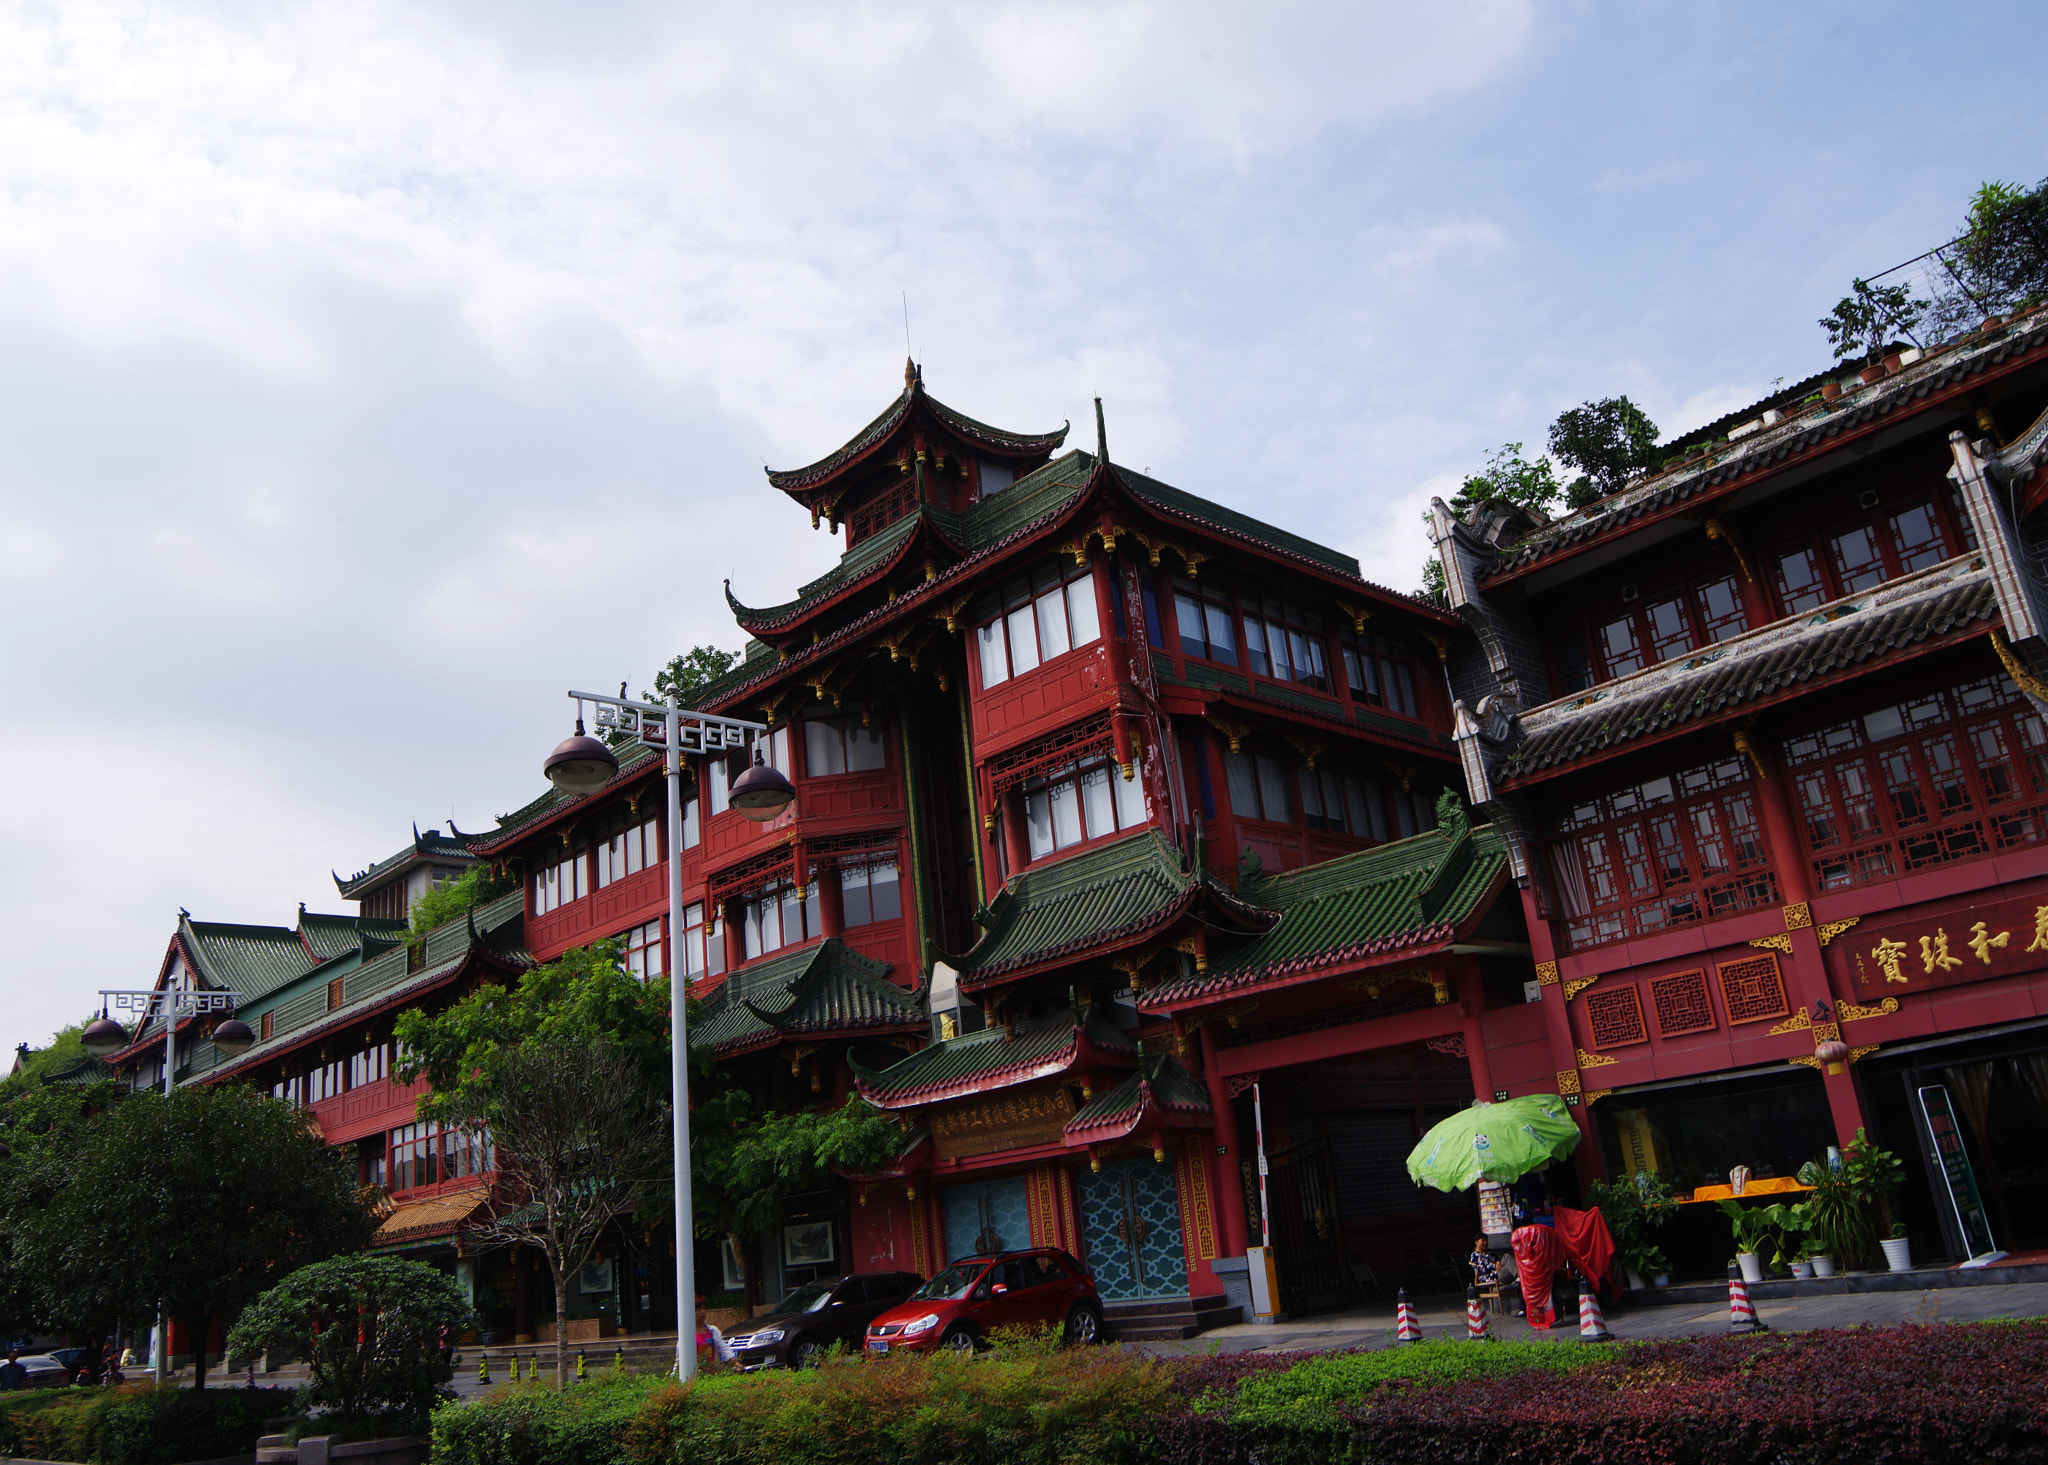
729 753 795 823
81 1015 128 1058
211 1017 256 1057
544 718 619 796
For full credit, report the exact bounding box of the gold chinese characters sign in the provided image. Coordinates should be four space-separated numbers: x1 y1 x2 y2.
1838 892 2048 1000
930 1085 1077 1160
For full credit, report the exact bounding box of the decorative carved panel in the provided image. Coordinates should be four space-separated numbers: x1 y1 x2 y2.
1649 969 1716 1038
1716 953 1791 1026
1583 985 1648 1049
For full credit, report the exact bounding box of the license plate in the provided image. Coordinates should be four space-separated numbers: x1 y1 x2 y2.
867 1339 889 1353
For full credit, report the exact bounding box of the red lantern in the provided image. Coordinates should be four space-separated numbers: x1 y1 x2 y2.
1815 1039 1851 1075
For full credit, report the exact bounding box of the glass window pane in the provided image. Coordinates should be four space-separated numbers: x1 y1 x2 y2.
707 758 730 815
870 863 901 921
1036 589 1071 659
1889 502 1947 572
1244 618 1270 676
1256 754 1292 824
803 883 822 939
978 621 1009 687
1774 546 1828 614
1695 575 1746 642
846 723 886 771
1829 525 1887 591
1598 616 1645 677
1174 591 1208 658
1645 597 1692 662
1224 749 1262 820
1297 765 1325 828
1205 604 1238 665
683 796 700 849
1066 578 1101 646
1026 789 1055 858
1344 776 1376 840
1006 606 1040 673
841 865 872 927
1050 779 1083 848
806 719 846 777
1080 762 1116 837
1113 763 1148 828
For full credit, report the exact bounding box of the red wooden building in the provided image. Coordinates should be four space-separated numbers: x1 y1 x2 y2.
1434 310 2048 1268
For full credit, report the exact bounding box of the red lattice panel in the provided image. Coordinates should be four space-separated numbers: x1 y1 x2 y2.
986 714 1114 794
1584 984 1648 1050
1715 954 1790 1026
1649 969 1717 1038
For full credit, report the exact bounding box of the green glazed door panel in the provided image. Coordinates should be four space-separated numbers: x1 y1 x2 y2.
1078 1158 1188 1301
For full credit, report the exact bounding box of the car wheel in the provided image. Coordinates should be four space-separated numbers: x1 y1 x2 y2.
789 1338 823 1369
939 1324 978 1354
1064 1305 1102 1346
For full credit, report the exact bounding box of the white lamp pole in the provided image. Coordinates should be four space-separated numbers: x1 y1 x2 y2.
546 691 785 1382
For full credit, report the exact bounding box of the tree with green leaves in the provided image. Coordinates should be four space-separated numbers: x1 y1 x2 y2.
1819 277 1927 366
12 1083 373 1386
226 1255 474 1428
1417 442 1565 602
0 1019 96 1100
653 645 740 708
0 1070 125 1341
395 942 673 1390
1547 397 1662 507
404 863 515 950
1921 177 2048 339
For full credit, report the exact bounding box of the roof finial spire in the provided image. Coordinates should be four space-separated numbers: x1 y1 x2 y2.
905 356 917 390
1094 397 1108 464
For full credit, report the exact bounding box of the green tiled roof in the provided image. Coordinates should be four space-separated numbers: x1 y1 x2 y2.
1113 464 1360 577
955 831 1204 984
470 742 663 855
850 1004 1135 1107
689 939 922 1055
333 828 478 898
1144 819 1510 1007
1064 1050 1210 1136
177 891 532 1084
182 920 320 1001
298 911 408 963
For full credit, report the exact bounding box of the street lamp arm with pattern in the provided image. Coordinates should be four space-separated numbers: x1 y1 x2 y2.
544 690 792 1383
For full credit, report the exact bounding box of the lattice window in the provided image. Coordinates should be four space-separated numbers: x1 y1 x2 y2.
1649 969 1717 1037
1583 985 1648 1050
986 713 1114 795
846 479 919 545
326 978 345 1012
707 846 797 903
1715 953 1790 1025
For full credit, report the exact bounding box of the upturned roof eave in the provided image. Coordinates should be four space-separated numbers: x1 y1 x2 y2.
763 379 1069 498
726 509 971 636
466 745 665 857
1138 926 1465 1015
1173 680 1457 756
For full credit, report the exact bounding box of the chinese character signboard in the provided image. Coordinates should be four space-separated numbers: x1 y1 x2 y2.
930 1085 1077 1160
1836 891 2048 1000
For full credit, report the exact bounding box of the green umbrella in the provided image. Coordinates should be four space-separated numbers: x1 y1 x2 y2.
1405 1095 1580 1193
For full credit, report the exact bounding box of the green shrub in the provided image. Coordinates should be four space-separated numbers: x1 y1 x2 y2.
1229 1338 1614 1427
432 1373 657 1465
0 1382 296 1465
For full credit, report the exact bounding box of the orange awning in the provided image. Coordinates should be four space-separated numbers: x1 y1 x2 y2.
371 1183 493 1245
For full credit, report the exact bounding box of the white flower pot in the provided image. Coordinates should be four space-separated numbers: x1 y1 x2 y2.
1811 1256 1836 1278
1625 1267 1646 1290
1652 1274 1670 1288
1790 1262 1814 1279
1737 1251 1764 1284
1881 1237 1913 1272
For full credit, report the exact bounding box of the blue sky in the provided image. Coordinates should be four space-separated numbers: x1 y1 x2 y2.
2 0 2042 1053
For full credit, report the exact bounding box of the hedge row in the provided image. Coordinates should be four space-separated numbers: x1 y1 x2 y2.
428 1322 2048 1465
0 1382 296 1465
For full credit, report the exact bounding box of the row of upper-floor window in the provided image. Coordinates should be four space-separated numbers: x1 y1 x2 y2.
604 858 906 982
1201 745 1441 843
270 1038 397 1105
1544 668 2046 951
1548 491 1979 695
360 1120 493 1194
969 557 1427 721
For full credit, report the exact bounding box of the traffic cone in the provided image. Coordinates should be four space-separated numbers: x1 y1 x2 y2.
1465 1286 1492 1341
1394 1288 1424 1344
576 1349 587 1382
1577 1286 1614 1342
478 1353 491 1386
1727 1270 1767 1334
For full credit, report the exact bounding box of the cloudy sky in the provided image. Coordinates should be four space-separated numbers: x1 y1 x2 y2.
2 0 2042 1053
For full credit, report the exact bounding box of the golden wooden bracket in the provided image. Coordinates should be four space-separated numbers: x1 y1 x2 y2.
1732 727 1768 779
1576 1048 1618 1069
1534 961 1561 987
1204 715 1252 754
1556 1069 1582 1096
1331 599 1372 634
1782 902 1812 930
1749 934 1795 954
1767 1008 1812 1036
1704 516 1758 583
1816 917 1862 947
1837 996 1900 1022
1562 973 1601 1002
1282 735 1326 770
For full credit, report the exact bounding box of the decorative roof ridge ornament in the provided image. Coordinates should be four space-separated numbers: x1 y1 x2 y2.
1095 396 1109 465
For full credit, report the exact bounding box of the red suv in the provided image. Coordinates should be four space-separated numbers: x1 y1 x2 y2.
865 1248 1102 1354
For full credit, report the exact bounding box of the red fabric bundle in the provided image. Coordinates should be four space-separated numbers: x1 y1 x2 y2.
1510 1223 1565 1328
1554 1203 1620 1299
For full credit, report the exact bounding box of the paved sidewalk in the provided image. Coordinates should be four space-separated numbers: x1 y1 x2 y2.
1140 1280 2048 1357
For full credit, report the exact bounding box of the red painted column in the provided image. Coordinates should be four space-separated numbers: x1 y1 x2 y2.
1525 896 1604 1189
1745 735 1871 1145
722 896 747 972
1094 550 1129 681
1000 788 1029 876
818 866 845 938
1200 1024 1250 1259
1455 960 1495 1101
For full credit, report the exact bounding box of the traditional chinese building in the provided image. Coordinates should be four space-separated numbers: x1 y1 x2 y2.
1434 308 2048 1267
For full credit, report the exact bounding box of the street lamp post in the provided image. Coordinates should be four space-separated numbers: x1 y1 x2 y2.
543 691 791 1382
81 989 253 1379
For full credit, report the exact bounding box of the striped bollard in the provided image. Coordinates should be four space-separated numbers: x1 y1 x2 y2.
576 1349 587 1382
478 1352 491 1385
614 1347 625 1373
1727 1269 1767 1333
1465 1286 1491 1341
1394 1288 1424 1344
1576 1286 1614 1342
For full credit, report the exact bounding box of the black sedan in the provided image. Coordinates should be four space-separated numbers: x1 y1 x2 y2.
726 1272 922 1369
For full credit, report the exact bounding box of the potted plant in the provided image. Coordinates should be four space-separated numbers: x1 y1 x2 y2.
1719 1198 1804 1283
1794 1155 1875 1272
1881 1221 1914 1272
1586 1172 1680 1288
1820 277 1927 384
1789 1241 1819 1280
